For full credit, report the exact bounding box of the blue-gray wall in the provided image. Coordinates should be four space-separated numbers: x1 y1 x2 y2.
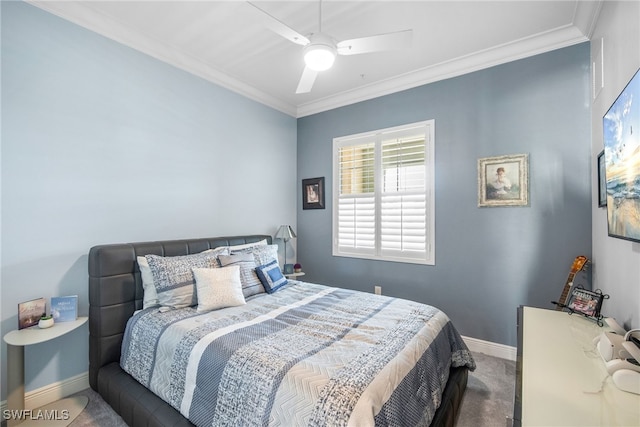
297 43 592 347
1 0 595 403
1 1 297 399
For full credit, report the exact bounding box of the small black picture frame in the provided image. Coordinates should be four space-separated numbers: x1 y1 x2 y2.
597 150 606 207
302 177 325 210
567 287 605 319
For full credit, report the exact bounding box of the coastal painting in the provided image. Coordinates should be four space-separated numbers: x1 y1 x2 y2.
603 68 640 243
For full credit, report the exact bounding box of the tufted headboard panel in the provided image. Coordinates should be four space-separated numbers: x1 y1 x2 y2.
87 234 272 391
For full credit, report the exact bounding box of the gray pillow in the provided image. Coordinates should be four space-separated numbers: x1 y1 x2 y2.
232 244 280 268
218 253 265 298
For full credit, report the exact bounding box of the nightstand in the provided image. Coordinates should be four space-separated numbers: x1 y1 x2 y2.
3 317 89 426
286 272 305 279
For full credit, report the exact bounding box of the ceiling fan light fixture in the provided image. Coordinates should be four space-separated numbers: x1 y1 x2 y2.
304 34 337 71
304 46 335 71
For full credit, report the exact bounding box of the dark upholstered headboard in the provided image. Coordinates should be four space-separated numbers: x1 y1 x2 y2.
87 234 272 391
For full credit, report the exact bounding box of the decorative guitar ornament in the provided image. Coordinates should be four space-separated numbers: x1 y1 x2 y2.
555 255 589 310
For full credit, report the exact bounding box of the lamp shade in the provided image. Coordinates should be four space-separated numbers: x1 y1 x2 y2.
275 225 296 241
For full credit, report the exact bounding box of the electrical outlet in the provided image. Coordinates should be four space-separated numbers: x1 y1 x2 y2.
374 286 382 295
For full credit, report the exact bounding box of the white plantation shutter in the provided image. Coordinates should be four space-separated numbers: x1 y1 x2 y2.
380 194 426 257
380 135 427 260
337 143 376 255
333 120 434 265
338 196 376 253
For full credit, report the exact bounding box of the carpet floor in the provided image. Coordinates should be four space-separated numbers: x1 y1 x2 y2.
67 351 516 427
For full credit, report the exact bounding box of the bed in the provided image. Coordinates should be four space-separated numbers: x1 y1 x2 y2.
88 234 474 427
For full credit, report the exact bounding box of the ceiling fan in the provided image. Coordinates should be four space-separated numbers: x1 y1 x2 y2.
247 1 413 94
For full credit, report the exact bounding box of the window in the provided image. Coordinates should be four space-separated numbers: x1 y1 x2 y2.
333 120 435 265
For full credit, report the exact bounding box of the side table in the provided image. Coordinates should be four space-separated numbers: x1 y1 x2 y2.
285 272 305 279
3 317 89 426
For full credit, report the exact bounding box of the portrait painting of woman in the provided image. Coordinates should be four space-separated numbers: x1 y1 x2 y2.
478 154 528 207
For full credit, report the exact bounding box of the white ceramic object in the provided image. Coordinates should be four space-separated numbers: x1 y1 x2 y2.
38 317 54 329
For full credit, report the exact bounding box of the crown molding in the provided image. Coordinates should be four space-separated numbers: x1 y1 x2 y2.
27 1 298 117
572 0 603 39
295 1 602 117
27 0 601 119
296 23 591 117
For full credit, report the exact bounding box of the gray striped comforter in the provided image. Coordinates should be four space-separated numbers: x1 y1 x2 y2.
121 282 475 427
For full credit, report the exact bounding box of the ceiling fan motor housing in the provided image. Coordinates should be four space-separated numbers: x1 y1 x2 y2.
304 33 337 71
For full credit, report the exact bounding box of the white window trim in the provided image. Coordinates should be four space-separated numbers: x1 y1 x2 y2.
332 120 435 265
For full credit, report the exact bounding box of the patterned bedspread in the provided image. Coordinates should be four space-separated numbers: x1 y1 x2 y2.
121 282 475 427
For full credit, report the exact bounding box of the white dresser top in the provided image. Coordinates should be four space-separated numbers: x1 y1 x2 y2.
521 307 640 426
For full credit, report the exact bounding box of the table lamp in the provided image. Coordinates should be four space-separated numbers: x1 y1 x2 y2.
275 225 296 274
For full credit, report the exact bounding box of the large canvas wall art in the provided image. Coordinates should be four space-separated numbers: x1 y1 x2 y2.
603 68 640 243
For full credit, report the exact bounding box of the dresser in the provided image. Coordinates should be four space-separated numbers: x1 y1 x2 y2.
513 306 640 426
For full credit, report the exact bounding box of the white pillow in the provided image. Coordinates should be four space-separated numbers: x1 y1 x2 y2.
227 239 268 251
137 256 159 309
192 266 246 312
211 240 268 254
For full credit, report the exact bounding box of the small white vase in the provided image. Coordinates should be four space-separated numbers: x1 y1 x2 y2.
38 317 54 329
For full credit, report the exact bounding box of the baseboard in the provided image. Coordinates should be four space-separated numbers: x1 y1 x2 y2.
463 335 517 361
0 371 89 413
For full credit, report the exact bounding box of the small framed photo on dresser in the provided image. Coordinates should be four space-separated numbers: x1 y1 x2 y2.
567 287 604 318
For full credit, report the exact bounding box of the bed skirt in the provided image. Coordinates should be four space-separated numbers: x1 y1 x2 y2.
96 362 468 427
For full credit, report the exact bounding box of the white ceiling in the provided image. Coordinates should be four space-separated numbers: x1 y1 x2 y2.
29 1 602 117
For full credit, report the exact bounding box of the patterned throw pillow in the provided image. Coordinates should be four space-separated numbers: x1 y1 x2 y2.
217 253 265 298
255 260 288 293
192 266 246 312
138 249 220 310
146 247 228 309
137 256 159 309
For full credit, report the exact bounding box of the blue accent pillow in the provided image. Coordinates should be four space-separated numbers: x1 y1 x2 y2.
255 260 288 293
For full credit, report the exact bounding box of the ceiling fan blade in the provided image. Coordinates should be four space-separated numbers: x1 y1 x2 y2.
336 29 412 55
296 67 318 94
247 2 309 46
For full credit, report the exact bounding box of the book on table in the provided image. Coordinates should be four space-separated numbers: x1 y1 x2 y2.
51 295 78 322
